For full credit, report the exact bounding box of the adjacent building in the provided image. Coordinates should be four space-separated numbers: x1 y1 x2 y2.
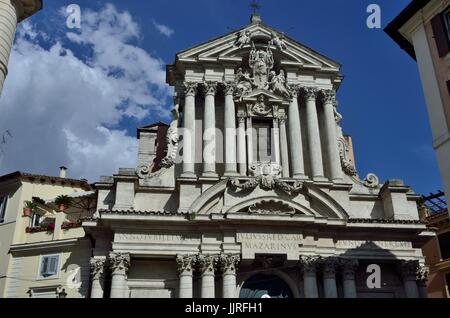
385 0 450 216
419 191 449 297
0 169 93 298
80 14 435 298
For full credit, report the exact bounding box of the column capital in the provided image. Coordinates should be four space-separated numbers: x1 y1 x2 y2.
202 81 218 96
108 252 130 275
176 254 196 275
222 81 236 95
183 81 198 96
300 255 321 274
90 258 106 280
320 89 336 104
197 254 218 275
219 254 240 275
302 87 318 101
340 258 359 279
416 265 429 283
398 260 420 281
321 257 338 278
237 110 247 123
287 84 301 98
278 114 287 124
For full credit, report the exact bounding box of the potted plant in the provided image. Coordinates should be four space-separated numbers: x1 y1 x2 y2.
55 195 72 212
23 201 37 217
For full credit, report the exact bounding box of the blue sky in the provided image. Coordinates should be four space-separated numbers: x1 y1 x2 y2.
0 0 443 196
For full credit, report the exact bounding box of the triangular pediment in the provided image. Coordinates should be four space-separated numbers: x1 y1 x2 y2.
175 22 341 72
241 89 290 104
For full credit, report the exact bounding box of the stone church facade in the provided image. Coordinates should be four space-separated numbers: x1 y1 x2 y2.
83 14 434 298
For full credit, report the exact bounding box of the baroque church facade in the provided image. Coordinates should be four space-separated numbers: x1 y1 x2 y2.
84 14 433 298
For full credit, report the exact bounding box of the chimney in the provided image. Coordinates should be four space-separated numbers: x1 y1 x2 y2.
59 166 67 179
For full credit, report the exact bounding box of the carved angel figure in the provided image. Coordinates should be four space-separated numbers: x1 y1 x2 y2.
269 70 291 98
270 32 287 51
235 30 251 48
234 67 253 99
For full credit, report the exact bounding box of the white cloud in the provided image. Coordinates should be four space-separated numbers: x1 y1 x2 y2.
0 4 172 181
152 20 174 38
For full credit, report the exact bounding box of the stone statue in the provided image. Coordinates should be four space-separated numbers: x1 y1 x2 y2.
270 32 287 51
235 30 251 48
160 103 180 168
269 70 291 98
249 43 274 89
234 67 253 100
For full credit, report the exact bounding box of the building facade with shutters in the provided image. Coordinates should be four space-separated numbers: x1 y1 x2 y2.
386 0 450 217
80 13 436 298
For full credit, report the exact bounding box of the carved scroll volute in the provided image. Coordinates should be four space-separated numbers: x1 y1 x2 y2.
176 254 196 276
108 252 130 275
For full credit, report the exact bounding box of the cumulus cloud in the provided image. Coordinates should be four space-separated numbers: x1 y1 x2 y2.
0 4 172 181
152 20 174 37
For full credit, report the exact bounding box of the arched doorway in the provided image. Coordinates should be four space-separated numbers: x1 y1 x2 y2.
239 273 293 298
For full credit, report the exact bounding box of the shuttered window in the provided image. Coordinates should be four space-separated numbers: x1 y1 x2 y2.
39 255 60 278
431 8 450 57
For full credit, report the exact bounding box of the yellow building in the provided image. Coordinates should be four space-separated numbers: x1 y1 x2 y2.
0 170 94 298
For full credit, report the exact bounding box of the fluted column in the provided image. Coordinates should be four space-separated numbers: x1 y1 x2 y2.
90 258 106 298
341 259 358 298
321 90 343 182
398 260 420 298
202 82 218 177
237 111 247 176
0 1 41 96
279 114 290 178
416 266 429 298
303 87 325 180
181 82 197 178
300 256 320 298
223 83 238 176
109 252 130 298
287 85 306 179
219 254 240 298
197 254 217 298
322 258 338 298
176 254 196 298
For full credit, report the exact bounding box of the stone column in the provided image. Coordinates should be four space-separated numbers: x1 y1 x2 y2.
109 252 130 298
0 0 41 96
223 83 238 176
90 258 106 298
341 259 358 298
287 85 306 179
303 87 325 181
237 111 247 176
321 90 343 182
300 256 320 298
176 254 196 298
197 254 217 298
202 81 218 177
272 116 281 164
181 82 198 178
279 114 290 178
322 258 338 298
416 266 429 298
398 260 420 298
219 254 240 298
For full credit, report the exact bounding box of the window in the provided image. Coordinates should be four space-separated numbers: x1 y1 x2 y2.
38 255 60 279
31 212 41 228
252 119 273 162
29 286 61 298
0 195 7 223
431 7 450 57
438 231 450 260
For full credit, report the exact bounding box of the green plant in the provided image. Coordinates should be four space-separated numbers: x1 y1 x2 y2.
55 195 73 212
24 200 38 210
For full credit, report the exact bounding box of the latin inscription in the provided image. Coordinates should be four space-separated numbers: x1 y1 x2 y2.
237 233 302 252
335 240 412 250
116 233 200 243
